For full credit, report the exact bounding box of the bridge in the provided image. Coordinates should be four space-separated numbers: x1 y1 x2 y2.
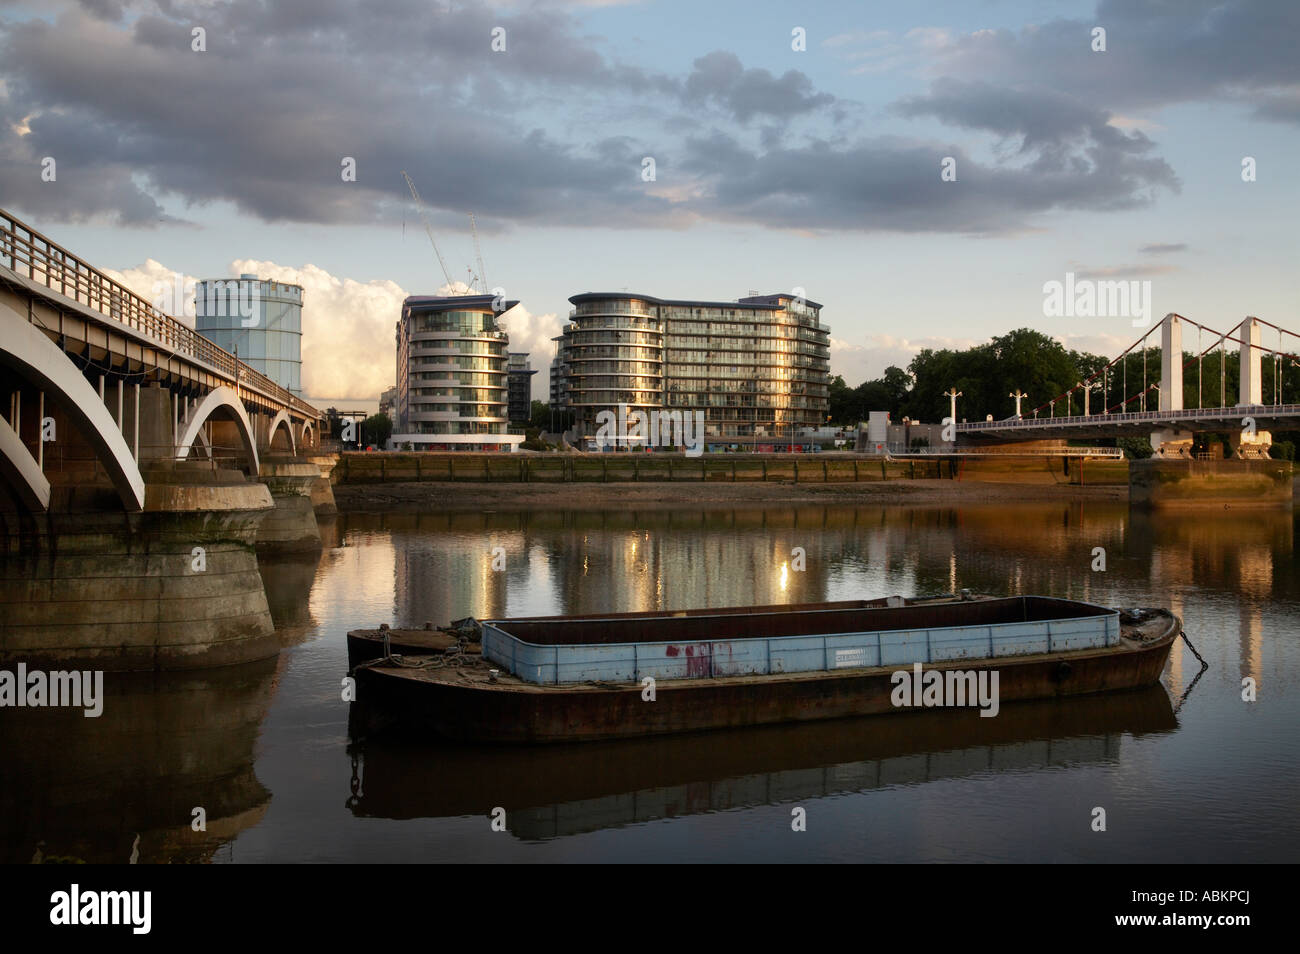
0 208 333 671
0 208 322 512
956 313 1300 458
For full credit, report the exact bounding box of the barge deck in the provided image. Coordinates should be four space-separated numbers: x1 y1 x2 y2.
350 596 1180 743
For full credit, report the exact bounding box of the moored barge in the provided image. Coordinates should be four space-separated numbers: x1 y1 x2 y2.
350 595 1180 743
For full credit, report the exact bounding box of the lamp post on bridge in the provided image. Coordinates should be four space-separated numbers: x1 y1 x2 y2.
1009 389 1028 418
1077 380 1098 416
943 387 962 430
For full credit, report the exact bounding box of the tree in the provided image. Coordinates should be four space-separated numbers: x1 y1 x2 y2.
827 376 856 424
531 400 572 432
362 412 392 448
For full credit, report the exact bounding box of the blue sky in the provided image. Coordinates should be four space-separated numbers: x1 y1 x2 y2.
2 0 1297 406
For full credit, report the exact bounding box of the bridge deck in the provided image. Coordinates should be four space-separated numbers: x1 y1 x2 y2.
956 404 1300 440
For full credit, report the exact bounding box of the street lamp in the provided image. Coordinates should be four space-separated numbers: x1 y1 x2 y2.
943 387 962 424
1009 389 1028 418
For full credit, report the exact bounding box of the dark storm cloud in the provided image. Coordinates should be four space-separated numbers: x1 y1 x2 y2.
683 51 834 122
896 79 1152 157
927 0 1300 124
5 0 1280 234
0 2 684 228
892 78 1179 211
679 130 1172 234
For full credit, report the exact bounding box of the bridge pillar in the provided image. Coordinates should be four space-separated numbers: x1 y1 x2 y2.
1149 427 1194 458
255 457 323 553
0 461 278 670
307 454 339 514
1239 316 1263 406
1227 427 1272 459
1160 314 1183 411
138 382 174 463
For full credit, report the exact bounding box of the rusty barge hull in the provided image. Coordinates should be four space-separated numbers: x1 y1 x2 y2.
353 626 1177 744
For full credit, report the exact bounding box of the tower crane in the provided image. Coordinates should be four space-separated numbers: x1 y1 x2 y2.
400 171 454 289
468 211 488 294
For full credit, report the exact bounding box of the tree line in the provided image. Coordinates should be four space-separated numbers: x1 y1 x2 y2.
829 327 1300 426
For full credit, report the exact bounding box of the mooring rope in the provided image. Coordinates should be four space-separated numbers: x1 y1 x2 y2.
1172 630 1210 714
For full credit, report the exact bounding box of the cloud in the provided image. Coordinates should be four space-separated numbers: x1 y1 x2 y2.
11 0 1289 236
920 1 1300 124
101 257 555 402
101 259 198 322
496 304 563 380
683 51 834 122
1073 263 1180 279
0 2 687 228
678 127 1173 234
1138 242 1187 254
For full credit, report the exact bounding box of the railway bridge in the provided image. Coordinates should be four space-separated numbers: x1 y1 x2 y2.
0 209 333 670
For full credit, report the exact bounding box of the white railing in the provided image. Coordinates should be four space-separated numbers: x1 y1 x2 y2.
956 403 1300 432
0 207 319 420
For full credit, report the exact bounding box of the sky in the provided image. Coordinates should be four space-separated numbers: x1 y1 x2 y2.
2 0 1297 409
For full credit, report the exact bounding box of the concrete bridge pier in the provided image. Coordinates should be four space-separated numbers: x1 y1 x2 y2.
1227 428 1273 459
254 456 323 553
1149 427 1195 458
306 454 339 515
0 461 278 670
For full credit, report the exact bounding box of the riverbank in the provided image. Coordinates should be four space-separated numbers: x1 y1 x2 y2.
334 479 1129 511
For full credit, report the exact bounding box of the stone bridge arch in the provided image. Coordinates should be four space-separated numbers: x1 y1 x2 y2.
267 409 296 455
176 386 260 475
0 305 145 511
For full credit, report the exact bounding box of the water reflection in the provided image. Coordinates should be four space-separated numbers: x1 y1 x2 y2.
347 687 1176 841
4 498 1296 862
257 550 323 642
335 503 1299 626
1 658 276 864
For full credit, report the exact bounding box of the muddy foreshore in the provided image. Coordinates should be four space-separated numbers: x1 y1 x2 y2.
333 479 1128 512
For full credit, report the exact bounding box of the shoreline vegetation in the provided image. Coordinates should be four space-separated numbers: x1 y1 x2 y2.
333 479 1129 511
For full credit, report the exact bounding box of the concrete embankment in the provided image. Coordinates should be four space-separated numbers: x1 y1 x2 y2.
329 452 1133 510
334 477 1130 512
334 452 1131 487
333 452 958 485
1130 458 1294 508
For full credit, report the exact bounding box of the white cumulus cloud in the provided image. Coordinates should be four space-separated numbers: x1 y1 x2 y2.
101 259 558 403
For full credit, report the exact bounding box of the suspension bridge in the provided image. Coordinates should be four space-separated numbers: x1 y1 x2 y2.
956 313 1300 458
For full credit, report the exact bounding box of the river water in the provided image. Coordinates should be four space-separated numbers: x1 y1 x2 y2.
5 500 1298 862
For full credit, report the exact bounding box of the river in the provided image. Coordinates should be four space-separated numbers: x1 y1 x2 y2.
4 500 1297 862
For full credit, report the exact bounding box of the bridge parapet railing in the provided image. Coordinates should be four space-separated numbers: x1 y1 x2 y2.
0 208 318 421
956 404 1300 431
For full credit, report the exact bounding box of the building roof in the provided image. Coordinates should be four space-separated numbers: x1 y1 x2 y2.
402 294 519 314
568 291 823 310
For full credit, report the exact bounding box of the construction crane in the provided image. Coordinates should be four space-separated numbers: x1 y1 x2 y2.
468 211 488 293
401 171 454 289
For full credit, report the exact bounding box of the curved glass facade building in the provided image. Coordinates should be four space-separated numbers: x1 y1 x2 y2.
393 294 524 451
195 274 303 395
552 292 831 442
